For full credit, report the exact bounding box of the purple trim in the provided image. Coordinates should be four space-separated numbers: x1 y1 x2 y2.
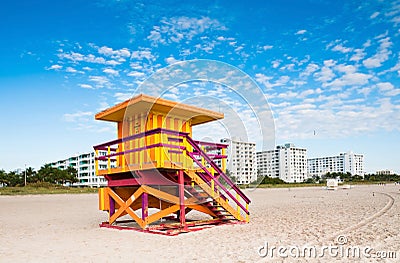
96 143 185 160
142 192 148 220
191 153 227 159
108 178 139 187
168 150 183 154
168 137 183 143
95 147 118 152
93 128 189 150
194 140 228 148
178 170 186 227
109 195 115 217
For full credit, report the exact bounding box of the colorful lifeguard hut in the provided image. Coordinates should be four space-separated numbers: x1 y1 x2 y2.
94 94 250 235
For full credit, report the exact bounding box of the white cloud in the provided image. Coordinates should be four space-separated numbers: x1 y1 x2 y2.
385 2 400 26
274 96 400 140
295 29 307 35
336 64 357 74
385 89 400 96
363 39 372 48
275 76 290 86
255 73 273 89
300 63 319 77
332 44 353 53
216 36 234 41
89 76 110 88
97 102 110 112
103 68 119 76
271 60 281 68
376 82 394 91
66 67 78 73
279 63 295 71
363 57 382 68
163 93 179 100
131 49 156 61
63 111 92 122
58 51 84 62
323 59 336 67
263 45 273 50
298 89 315 98
147 16 227 46
383 60 400 76
165 56 180 65
105 59 121 66
314 60 336 83
58 51 121 66
291 80 307 86
362 37 392 68
127 71 146 78
98 46 131 58
357 87 373 96
47 64 62 70
78 84 94 89
370 11 380 19
277 91 299 99
350 49 366 62
327 72 372 88
255 74 289 89
114 92 132 102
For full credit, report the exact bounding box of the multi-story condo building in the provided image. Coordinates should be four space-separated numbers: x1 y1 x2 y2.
51 150 115 187
219 138 257 185
257 143 308 183
376 170 395 175
307 151 364 178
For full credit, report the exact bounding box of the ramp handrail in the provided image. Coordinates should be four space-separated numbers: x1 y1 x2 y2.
185 135 251 204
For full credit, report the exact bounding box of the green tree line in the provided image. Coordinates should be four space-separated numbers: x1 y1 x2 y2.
0 164 78 187
253 170 399 185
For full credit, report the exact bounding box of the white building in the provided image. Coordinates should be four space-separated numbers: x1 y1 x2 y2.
220 138 257 185
307 151 364 178
257 143 308 183
376 169 395 175
51 150 115 187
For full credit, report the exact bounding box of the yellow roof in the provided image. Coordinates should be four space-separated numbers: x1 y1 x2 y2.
95 94 224 125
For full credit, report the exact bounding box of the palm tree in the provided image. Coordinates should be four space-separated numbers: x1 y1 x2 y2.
65 166 78 185
7 171 23 186
25 167 37 183
0 169 9 186
37 164 55 183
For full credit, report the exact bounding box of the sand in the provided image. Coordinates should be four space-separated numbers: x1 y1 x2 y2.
0 184 399 262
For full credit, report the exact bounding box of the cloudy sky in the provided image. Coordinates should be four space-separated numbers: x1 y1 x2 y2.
1 0 399 173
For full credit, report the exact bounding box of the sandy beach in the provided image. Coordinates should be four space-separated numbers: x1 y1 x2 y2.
0 184 399 262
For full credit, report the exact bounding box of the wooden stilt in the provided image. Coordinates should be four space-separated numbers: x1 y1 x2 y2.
178 170 186 229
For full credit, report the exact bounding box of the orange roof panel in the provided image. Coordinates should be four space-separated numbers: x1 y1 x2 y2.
95 94 224 126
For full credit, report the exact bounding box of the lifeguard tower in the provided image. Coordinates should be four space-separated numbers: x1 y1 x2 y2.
94 94 250 235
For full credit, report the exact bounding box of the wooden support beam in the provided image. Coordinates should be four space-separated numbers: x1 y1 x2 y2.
109 194 115 217
141 185 180 204
108 186 144 225
142 192 148 221
178 170 186 228
145 205 180 225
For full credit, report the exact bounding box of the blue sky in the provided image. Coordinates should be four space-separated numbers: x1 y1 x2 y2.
0 0 399 173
